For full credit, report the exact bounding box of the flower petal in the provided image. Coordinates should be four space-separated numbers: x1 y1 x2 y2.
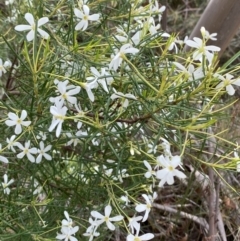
140 233 154 240
37 29 49 39
91 211 104 219
106 220 115 230
15 25 32 31
75 20 85 31
0 156 9 163
110 215 123 222
135 204 146 212
37 17 49 27
5 120 16 127
88 14 100 21
8 112 17 120
22 120 31 127
226 84 235 96
25 13 34 25
27 153 36 163
74 8 83 18
83 5 90 15
26 30 34 41
15 124 22 134
105 205 112 216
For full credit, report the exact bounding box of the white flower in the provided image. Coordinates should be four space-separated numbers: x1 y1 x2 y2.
143 160 156 178
32 179 43 195
56 226 79 241
16 141 37 163
65 132 81 147
48 101 68 137
135 193 156 222
15 12 49 41
185 37 220 63
149 17 160 36
83 218 100 241
0 59 7 77
0 144 9 163
2 174 14 195
50 80 80 107
215 73 240 96
155 154 165 169
87 67 113 93
201 27 217 41
3 59 12 70
74 5 99 31
36 141 52 163
173 62 204 81
103 165 113 177
120 192 130 207
85 217 98 233
128 215 142 233
112 169 129 183
150 0 166 22
76 130 88 139
161 33 183 53
62 211 73 229
110 88 137 108
57 210 79 240
127 230 154 241
156 155 186 187
82 78 98 102
160 138 172 157
36 130 47 141
147 142 157 154
91 205 123 231
109 43 139 71
5 110 31 135
115 28 142 46
83 226 99 241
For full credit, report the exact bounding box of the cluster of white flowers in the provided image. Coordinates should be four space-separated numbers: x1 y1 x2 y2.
143 139 186 187
120 139 186 239
82 205 123 240
14 2 99 42
56 211 79 241
48 79 80 137
4 110 52 163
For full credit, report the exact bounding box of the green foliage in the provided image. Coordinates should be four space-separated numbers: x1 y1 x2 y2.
0 0 240 240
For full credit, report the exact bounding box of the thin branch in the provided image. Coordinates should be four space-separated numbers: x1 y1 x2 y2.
152 203 209 233
207 127 227 241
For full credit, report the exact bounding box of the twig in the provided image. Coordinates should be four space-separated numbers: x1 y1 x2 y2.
187 162 226 241
161 0 167 31
115 226 120 241
152 203 209 233
208 162 216 241
207 127 227 241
